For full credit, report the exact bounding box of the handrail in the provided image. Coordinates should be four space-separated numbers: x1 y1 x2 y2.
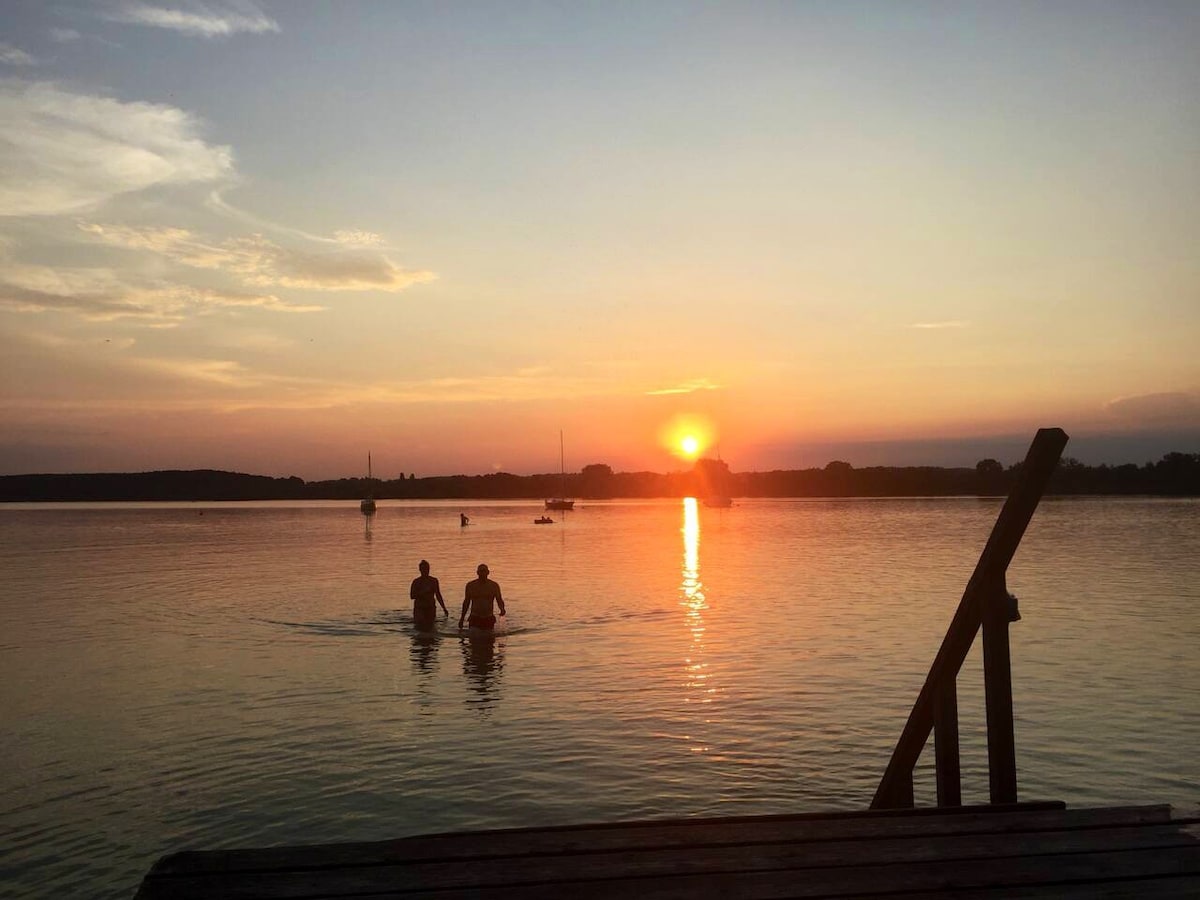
871 427 1068 809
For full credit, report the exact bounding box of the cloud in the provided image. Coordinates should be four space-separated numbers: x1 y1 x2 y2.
0 260 323 323
21 329 137 352
108 1 280 37
208 190 392 248
49 29 83 43
1105 391 1200 427
0 80 233 217
81 223 436 292
909 320 968 329
132 356 257 385
333 230 385 247
645 378 721 396
0 44 38 66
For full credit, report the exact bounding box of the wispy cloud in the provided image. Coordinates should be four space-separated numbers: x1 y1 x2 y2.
0 260 323 324
81 223 436 292
132 356 257 385
208 190 389 248
1106 391 1200 426
108 1 280 38
49 28 83 43
22 329 137 352
333 230 385 247
0 80 232 217
0 43 38 66
909 320 969 329
644 378 722 396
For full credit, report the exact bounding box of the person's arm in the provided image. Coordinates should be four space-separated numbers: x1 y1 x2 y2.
495 583 506 617
434 578 448 615
458 591 470 628
409 579 417 601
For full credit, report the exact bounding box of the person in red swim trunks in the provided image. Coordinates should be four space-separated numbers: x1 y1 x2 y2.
458 563 505 630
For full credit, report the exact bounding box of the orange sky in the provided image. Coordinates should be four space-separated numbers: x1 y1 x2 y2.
1 3 1197 477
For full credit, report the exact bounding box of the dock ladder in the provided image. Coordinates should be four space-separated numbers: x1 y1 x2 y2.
872 427 1068 809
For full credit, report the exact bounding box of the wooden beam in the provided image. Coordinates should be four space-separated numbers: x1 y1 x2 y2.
934 676 961 807
983 577 1017 804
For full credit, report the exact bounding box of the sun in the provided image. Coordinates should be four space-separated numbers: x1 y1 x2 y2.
659 414 714 460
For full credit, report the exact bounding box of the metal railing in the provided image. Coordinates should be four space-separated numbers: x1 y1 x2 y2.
871 427 1068 809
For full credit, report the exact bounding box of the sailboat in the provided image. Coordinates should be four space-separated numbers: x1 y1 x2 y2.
360 453 377 515
544 431 574 511
701 446 734 508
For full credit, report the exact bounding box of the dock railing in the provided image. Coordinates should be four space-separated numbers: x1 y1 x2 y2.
871 427 1069 809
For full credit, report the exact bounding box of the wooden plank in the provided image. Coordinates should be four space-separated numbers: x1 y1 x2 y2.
934 874 1200 899
313 845 1200 900
872 427 1067 809
149 802 1150 878
137 820 1200 899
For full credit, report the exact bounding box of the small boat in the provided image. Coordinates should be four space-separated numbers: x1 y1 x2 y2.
701 447 734 508
360 453 377 515
545 430 575 511
534 516 554 525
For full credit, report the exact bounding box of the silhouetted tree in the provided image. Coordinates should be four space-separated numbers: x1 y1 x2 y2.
579 463 615 498
3 451 1198 501
975 458 1006 494
975 459 1003 477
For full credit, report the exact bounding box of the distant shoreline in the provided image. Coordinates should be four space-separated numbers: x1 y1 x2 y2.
1 453 1196 501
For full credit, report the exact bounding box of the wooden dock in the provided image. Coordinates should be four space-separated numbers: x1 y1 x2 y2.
137 802 1200 898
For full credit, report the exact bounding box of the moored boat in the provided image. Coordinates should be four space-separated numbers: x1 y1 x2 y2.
360 453 377 515
544 430 574 510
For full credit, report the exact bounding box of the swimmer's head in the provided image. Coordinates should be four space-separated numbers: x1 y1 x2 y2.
477 563 489 577
419 559 430 573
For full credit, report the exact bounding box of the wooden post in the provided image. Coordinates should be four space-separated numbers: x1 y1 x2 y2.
983 577 1017 804
934 677 961 807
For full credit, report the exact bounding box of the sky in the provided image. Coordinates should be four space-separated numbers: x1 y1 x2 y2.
1 1 1197 479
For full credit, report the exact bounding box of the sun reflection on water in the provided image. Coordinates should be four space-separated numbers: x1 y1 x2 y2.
680 497 715 753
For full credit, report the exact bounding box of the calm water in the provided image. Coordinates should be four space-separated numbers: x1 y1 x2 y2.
1 497 1197 898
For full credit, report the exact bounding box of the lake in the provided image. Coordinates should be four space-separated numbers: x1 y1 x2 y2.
1 497 1197 898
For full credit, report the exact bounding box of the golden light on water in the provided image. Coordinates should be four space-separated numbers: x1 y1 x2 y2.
680 496 714 750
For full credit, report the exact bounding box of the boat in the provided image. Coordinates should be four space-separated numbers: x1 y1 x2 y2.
360 453 377 515
534 516 554 525
701 446 734 508
544 430 574 510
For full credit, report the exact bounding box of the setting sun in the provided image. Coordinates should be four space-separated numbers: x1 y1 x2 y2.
660 414 714 462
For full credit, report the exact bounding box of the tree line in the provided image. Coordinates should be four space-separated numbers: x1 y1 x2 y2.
1 452 1196 502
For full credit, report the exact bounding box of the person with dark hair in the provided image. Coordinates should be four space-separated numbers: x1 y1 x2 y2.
458 563 505 631
410 560 448 631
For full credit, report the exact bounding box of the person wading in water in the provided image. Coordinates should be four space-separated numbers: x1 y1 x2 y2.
410 560 448 631
459 563 505 631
